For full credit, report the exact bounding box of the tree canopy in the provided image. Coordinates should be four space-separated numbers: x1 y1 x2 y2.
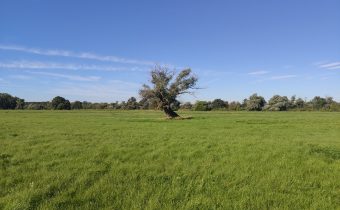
139 65 198 118
51 96 71 110
245 93 266 111
0 93 24 109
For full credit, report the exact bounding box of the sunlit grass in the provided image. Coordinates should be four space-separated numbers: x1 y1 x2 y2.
1 110 339 209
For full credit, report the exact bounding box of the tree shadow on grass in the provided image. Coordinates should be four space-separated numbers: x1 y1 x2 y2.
164 116 193 120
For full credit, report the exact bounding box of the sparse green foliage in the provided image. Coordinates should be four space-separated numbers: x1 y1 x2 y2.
139 65 198 118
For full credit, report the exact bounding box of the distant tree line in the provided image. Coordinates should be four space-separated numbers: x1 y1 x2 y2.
190 94 340 111
1 92 340 111
256 94 339 111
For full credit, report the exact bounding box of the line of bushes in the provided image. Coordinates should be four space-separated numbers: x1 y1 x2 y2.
190 94 340 111
1 92 340 111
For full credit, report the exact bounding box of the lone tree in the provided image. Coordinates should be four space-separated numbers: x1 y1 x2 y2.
139 65 198 118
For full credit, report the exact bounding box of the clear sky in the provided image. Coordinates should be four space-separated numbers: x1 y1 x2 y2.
0 0 339 102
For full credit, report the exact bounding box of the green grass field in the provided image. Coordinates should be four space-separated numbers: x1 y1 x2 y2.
1 111 340 209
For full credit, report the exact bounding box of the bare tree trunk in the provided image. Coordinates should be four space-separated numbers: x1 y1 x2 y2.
163 107 180 118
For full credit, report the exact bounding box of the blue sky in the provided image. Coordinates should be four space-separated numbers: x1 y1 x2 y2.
0 0 339 102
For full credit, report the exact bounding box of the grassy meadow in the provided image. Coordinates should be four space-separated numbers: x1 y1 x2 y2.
0 110 340 209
